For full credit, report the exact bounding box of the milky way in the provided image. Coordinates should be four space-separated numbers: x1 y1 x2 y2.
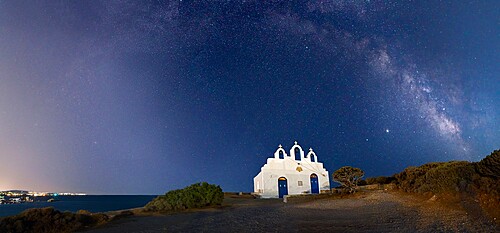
0 1 498 194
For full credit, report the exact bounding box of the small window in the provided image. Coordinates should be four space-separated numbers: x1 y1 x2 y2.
298 181 303 186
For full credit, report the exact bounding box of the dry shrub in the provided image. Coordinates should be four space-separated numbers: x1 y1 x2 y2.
365 176 396 185
393 149 500 222
475 150 500 179
394 161 475 194
0 207 109 233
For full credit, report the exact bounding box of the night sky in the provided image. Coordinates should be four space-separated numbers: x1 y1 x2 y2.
1 1 498 194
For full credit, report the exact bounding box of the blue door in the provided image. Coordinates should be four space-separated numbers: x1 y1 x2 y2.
310 174 319 194
278 177 288 198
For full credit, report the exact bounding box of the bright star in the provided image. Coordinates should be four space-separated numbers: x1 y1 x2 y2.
385 129 390 133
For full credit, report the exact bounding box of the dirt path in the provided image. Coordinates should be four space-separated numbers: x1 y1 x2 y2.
86 191 498 233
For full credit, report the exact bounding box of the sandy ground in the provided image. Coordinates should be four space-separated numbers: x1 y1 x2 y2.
85 191 498 233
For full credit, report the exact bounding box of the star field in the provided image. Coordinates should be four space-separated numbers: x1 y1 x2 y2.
0 1 498 194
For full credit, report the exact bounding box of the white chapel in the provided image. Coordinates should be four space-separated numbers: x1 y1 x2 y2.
253 141 330 198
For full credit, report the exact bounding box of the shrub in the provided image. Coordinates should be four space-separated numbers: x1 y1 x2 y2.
0 207 109 233
394 161 475 194
365 176 396 185
145 182 224 212
392 149 500 222
475 150 500 179
111 210 134 221
357 180 367 186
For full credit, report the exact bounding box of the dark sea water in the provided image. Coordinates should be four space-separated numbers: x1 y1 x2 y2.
0 195 156 217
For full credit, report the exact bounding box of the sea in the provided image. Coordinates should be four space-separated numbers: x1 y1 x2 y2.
0 195 157 217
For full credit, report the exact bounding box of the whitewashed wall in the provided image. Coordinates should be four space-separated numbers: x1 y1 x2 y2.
254 142 330 198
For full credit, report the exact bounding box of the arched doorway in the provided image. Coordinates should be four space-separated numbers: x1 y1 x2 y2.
310 174 319 194
278 177 288 198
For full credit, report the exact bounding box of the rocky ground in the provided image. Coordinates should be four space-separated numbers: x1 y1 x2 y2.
86 191 498 233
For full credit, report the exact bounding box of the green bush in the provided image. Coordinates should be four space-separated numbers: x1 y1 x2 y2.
0 207 109 233
145 182 224 212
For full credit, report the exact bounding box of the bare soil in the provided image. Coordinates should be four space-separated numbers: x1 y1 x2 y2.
85 190 498 233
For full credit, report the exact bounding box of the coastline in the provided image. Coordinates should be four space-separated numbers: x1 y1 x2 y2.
0 195 156 218
2 190 497 232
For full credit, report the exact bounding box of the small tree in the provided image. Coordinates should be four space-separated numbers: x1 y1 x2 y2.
333 166 365 193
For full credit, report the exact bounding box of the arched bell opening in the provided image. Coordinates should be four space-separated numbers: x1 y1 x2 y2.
294 147 301 161
274 145 288 159
307 148 317 163
278 150 284 159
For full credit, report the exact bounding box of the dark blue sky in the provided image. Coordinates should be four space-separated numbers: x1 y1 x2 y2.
0 1 498 194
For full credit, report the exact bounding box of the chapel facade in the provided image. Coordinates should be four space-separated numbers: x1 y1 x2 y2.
253 141 330 198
